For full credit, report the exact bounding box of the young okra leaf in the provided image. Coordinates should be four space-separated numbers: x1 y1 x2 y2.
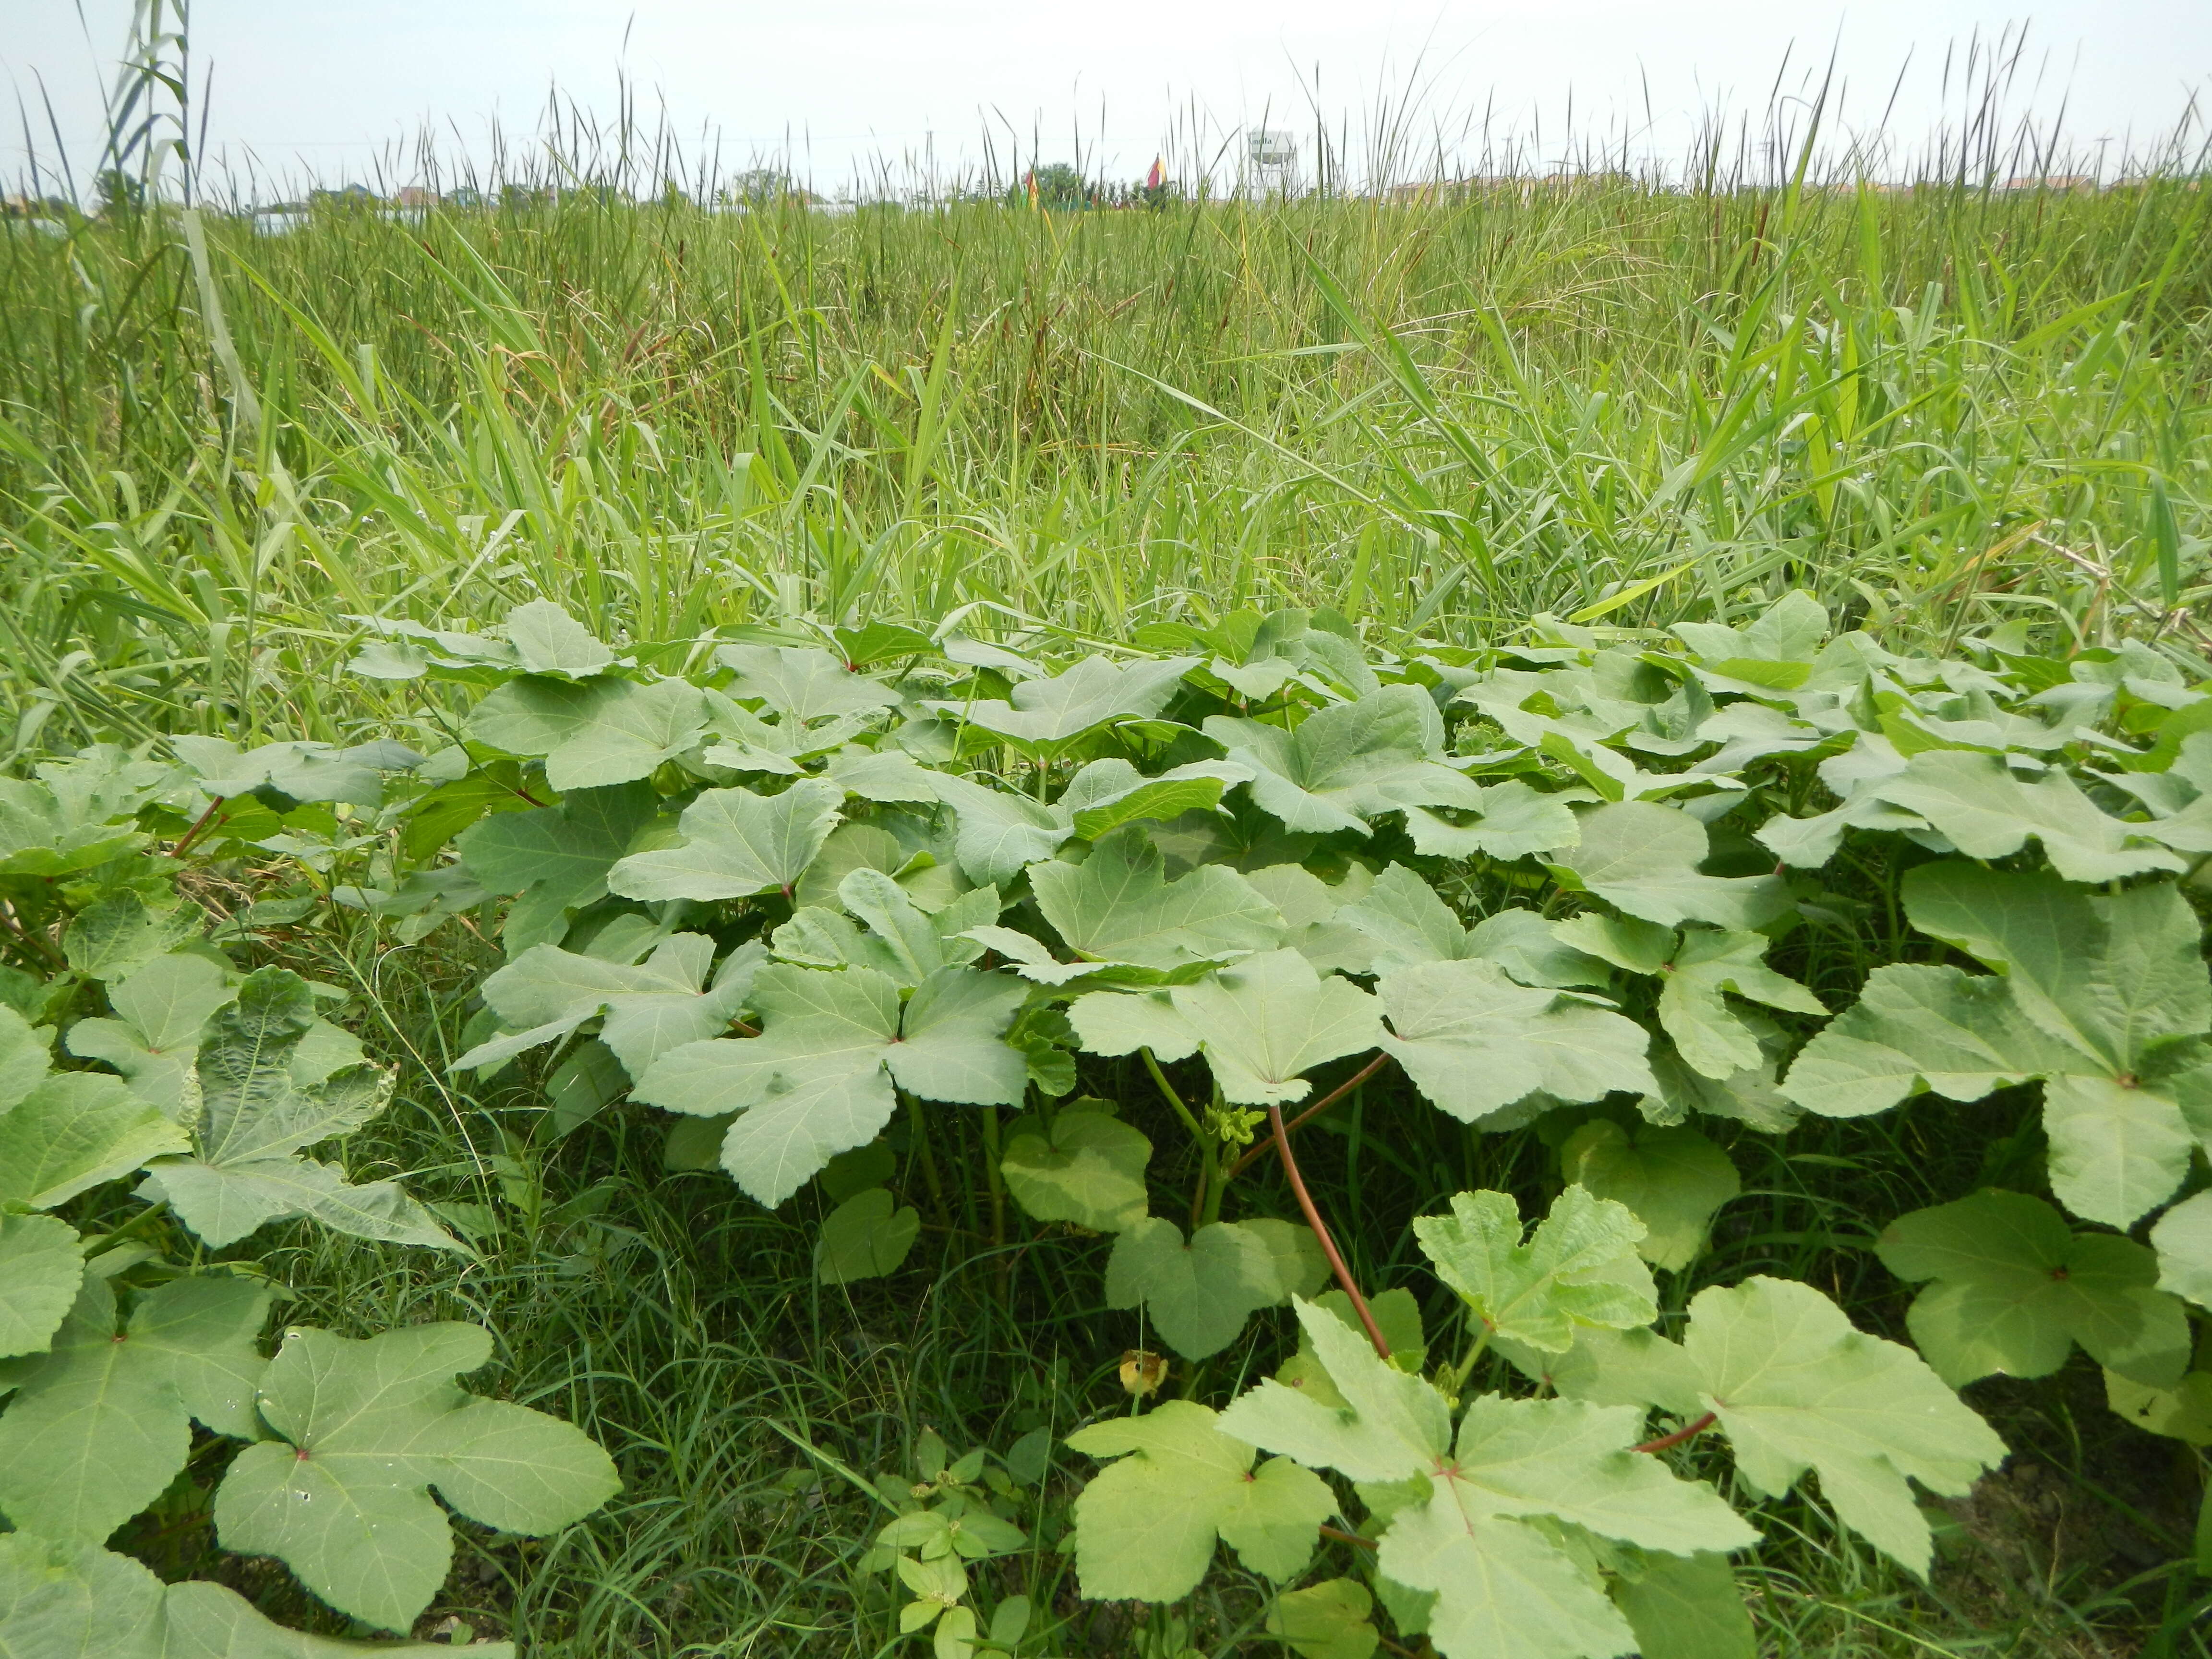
998 1105 1151 1231
1065 1399 1334 1600
214 1322 619 1635
635 964 1026 1205
1874 1190 2189 1388
1376 959 1654 1123
1029 826 1285 970
0 1274 271 1544
1544 801 1790 931
456 780 660 953
1414 1187 1658 1353
0 1213 84 1358
1203 685 1485 837
1560 1121 1741 1273
816 1187 922 1284
136 969 453 1252
1677 1275 2008 1578
607 779 844 903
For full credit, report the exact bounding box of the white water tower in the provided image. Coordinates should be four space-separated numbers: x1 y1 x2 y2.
1246 130 1298 199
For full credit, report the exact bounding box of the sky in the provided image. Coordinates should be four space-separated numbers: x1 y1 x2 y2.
2 0 2207 201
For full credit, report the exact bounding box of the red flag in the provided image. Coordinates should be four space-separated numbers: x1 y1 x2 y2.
1146 156 1165 191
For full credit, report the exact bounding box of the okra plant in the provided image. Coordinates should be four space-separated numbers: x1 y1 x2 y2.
0 747 618 1652
22 581 2212 1656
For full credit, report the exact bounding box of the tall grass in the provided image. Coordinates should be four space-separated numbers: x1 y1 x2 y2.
1 146 2208 753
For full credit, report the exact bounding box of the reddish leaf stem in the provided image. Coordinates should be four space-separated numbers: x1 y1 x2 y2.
1227 1052 1392 1180
1631 1411 1716 1455
1319 1523 1377 1551
168 794 226 858
1267 1100 1392 1361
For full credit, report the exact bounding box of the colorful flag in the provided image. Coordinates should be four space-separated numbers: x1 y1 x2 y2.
1146 157 1165 192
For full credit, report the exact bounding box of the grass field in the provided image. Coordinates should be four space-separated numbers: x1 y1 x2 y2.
4 151 2212 1658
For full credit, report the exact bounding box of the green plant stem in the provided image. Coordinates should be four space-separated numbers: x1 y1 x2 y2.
1440 1325 1494 1397
904 1092 950 1227
1266 1100 1391 1361
1140 1046 1207 1143
979 1106 1010 1307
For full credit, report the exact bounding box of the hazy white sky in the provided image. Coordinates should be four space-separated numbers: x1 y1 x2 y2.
3 0 2208 198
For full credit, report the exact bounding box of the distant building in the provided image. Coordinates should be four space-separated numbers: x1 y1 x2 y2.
393 186 440 209
1245 131 1298 199
2002 173 2097 192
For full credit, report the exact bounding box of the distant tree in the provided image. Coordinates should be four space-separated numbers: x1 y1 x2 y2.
727 168 795 204
1028 163 1088 210
308 183 375 213
95 168 145 217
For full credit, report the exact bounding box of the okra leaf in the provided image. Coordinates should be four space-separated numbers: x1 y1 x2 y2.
717 644 900 722
1678 1275 2007 1578
1065 1399 1333 1600
1544 802 1790 931
606 780 844 902
0 1213 84 1359
931 653 1197 753
1874 1190 2189 1387
63 950 234 1114
1203 686 1484 837
213 1323 618 1634
635 964 1025 1206
1873 749 2187 884
1266 1578 1381 1659
0 1073 188 1211
998 1106 1151 1232
816 1188 921 1284
1105 1218 1288 1359
0 1275 271 1543
1031 827 1284 970
1560 1121 1740 1273
1166 950 1381 1105
456 781 660 953
1377 960 1654 1123
1413 1187 1657 1354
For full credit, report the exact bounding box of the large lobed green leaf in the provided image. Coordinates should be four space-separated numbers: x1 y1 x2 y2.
214 1323 618 1634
